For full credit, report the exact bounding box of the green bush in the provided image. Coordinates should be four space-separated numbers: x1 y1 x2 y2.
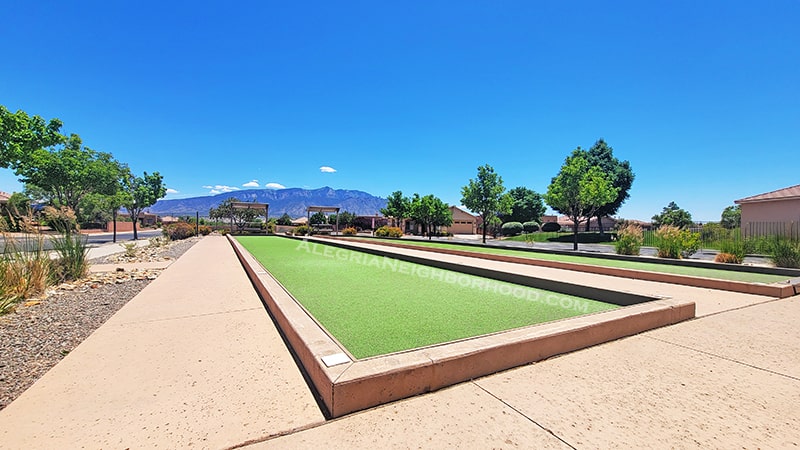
163 222 196 241
614 223 643 255
718 240 746 263
655 225 700 259
198 225 212 236
769 237 800 268
541 222 561 232
522 221 540 233
501 222 523 236
50 231 89 282
294 225 310 236
342 227 357 236
375 226 403 238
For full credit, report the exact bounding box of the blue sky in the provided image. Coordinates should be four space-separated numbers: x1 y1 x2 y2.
2 1 798 221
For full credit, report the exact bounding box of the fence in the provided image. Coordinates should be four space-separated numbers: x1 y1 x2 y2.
641 222 799 251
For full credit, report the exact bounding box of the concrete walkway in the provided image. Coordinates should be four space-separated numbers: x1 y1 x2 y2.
1 235 798 448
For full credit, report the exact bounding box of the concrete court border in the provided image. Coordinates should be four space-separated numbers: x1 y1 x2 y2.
228 235 695 418
332 237 800 298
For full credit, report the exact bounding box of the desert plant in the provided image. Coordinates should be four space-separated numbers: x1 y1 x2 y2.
541 222 561 232
121 242 139 257
522 221 540 233
501 222 523 236
342 227 357 236
769 237 800 268
374 226 403 238
718 240 746 263
198 225 212 236
714 252 742 264
163 222 196 240
655 225 700 259
614 222 643 255
50 231 89 282
294 225 310 236
42 205 78 232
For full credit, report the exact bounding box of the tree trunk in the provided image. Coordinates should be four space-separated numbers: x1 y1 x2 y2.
585 220 591 232
482 214 487 244
112 209 117 243
132 212 139 240
597 215 605 235
573 219 580 250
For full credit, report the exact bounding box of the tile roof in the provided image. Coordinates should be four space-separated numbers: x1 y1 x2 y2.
0 191 10 202
735 184 800 204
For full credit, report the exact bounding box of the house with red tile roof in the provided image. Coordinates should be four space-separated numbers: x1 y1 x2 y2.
735 184 800 237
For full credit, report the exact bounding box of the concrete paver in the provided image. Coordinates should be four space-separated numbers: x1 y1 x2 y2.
0 236 324 449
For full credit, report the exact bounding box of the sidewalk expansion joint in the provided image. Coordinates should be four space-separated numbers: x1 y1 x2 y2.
472 381 578 449
644 335 800 382
112 307 265 326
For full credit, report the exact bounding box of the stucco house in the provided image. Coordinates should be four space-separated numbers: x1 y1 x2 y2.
447 206 478 235
735 184 800 237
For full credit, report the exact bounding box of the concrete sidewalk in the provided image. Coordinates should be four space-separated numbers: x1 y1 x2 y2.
1 235 798 448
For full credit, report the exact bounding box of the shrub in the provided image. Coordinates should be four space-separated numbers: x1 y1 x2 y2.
120 242 138 257
501 222 523 236
769 237 800 268
294 225 310 236
163 222 196 241
655 225 700 259
0 234 50 308
198 225 212 236
522 222 540 233
615 223 643 255
50 231 89 282
718 240 746 263
42 205 78 232
217 228 229 236
714 252 742 264
541 222 561 232
342 227 357 236
375 226 403 238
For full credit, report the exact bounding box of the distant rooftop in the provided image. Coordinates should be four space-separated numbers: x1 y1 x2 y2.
735 184 800 204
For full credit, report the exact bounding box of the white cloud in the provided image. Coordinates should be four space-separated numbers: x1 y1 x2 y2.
242 180 260 188
202 184 240 195
165 188 179 195
264 182 286 190
319 166 337 173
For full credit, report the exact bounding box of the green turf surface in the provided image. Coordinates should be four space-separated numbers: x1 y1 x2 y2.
237 236 617 359
371 239 789 284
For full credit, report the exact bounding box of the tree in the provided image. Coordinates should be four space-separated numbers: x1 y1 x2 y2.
15 134 126 212
503 186 546 224
276 213 293 226
123 171 167 240
720 205 741 229
460 165 511 244
309 211 327 225
381 191 411 228
582 139 634 234
330 211 357 228
544 149 618 250
209 197 261 232
0 106 64 169
651 202 694 229
410 194 452 239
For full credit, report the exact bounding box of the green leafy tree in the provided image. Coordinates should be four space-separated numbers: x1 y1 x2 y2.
0 192 34 232
123 171 167 240
720 205 741 229
0 106 64 169
460 164 511 244
209 197 262 232
15 134 126 212
409 194 452 239
381 191 411 228
503 186 546 224
309 211 327 225
330 211 357 228
582 139 634 233
276 213 293 226
651 202 694 229
544 149 618 250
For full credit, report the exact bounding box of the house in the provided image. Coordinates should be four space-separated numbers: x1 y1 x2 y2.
447 206 478 234
0 191 10 204
735 184 800 237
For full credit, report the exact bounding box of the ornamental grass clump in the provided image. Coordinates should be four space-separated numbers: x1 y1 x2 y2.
0 233 51 314
50 231 89 283
614 222 643 255
769 237 800 268
715 240 746 264
655 225 700 259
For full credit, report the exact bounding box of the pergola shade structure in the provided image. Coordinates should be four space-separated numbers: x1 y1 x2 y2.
230 201 269 233
307 205 340 235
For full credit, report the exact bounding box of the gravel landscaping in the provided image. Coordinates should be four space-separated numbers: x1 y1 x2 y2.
0 236 201 410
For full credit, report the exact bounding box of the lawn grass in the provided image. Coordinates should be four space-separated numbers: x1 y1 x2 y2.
237 236 617 359
371 239 790 284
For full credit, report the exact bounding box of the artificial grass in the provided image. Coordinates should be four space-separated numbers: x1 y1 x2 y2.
237 236 617 359
370 239 789 284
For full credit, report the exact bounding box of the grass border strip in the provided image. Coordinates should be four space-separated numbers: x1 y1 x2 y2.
334 237 799 298
228 235 695 418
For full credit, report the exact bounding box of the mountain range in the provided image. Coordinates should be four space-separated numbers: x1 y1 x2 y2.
148 187 388 218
